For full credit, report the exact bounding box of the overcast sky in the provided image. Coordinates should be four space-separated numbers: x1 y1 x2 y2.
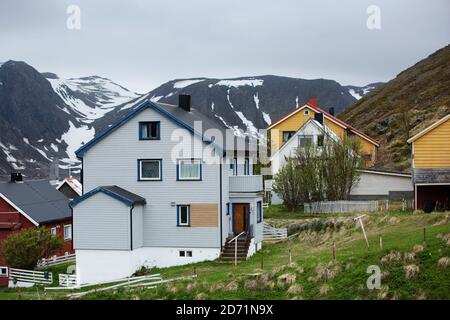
0 0 449 93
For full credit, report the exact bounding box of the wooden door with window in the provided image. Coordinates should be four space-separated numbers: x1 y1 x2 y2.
233 203 249 235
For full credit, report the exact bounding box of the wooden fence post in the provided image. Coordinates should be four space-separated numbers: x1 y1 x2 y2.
261 250 264 270
379 236 383 249
332 241 336 262
423 227 426 243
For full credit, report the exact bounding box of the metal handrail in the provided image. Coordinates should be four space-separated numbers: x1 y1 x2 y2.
228 231 247 270
228 231 246 244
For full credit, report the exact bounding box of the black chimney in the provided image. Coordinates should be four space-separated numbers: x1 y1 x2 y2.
314 112 324 125
10 172 23 183
329 107 335 116
178 94 191 112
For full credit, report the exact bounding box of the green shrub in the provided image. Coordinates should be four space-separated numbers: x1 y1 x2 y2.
2 227 63 269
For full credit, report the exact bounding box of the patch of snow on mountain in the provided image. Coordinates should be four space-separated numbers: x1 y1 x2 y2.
60 121 95 166
150 95 163 102
295 96 299 108
211 102 215 111
253 93 260 110
262 112 272 126
215 79 263 88
50 143 59 152
47 76 140 122
226 89 235 109
348 89 362 100
235 111 258 135
173 79 205 89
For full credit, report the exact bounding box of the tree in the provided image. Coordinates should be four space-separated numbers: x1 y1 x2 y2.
2 227 64 269
272 159 303 211
273 134 363 209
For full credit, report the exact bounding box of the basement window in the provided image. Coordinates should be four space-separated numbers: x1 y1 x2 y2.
139 121 160 140
179 250 193 257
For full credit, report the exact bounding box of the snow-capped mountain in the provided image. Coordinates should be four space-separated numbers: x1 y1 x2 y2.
0 60 142 180
146 76 382 135
0 61 381 180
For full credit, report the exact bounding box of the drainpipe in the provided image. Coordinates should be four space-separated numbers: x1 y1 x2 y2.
219 162 223 251
130 204 134 251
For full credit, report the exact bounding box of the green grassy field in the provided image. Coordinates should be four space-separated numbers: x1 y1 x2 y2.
1 210 449 300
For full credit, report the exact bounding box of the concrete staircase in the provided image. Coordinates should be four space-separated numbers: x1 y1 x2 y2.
220 236 251 261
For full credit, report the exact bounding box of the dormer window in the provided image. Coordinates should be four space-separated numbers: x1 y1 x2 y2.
139 121 160 140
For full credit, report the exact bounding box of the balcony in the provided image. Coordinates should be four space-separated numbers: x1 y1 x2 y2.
229 175 263 193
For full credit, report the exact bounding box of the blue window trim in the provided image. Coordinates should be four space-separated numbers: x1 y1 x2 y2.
177 205 190 227
176 159 202 181
257 201 262 223
137 159 163 181
226 203 230 216
139 121 160 140
75 100 223 158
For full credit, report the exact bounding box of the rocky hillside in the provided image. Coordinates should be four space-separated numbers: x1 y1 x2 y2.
0 60 380 180
340 45 450 171
0 60 142 180
146 76 381 133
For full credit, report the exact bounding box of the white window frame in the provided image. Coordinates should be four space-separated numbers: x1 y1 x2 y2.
0 266 8 277
177 159 202 181
304 110 310 116
244 158 250 175
139 159 162 181
177 205 190 227
50 227 57 236
63 224 72 241
298 135 314 148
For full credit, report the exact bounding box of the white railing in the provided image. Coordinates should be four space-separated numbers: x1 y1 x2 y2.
228 231 246 269
263 222 287 241
59 274 77 287
229 175 263 193
9 268 53 285
37 253 76 268
304 200 381 214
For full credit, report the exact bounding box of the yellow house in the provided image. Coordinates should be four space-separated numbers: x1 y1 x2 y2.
407 113 450 211
267 98 380 167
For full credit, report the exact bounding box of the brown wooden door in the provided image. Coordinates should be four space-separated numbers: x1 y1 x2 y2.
233 203 248 235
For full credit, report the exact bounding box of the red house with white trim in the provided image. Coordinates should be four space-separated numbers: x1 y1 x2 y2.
0 173 73 286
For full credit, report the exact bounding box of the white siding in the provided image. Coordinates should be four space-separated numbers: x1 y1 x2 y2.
351 172 413 196
82 107 221 248
73 192 130 250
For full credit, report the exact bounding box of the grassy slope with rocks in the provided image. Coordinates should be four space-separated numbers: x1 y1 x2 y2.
1 210 449 300
339 45 450 171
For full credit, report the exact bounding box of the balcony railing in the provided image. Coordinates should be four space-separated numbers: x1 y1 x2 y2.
229 175 263 193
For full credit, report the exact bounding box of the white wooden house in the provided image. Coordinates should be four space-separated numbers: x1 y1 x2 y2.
70 95 264 284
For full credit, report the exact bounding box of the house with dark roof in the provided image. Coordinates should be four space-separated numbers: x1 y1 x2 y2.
71 94 264 284
0 174 73 286
408 114 450 211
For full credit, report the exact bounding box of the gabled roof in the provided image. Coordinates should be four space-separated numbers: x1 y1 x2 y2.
270 118 339 161
69 186 146 207
267 103 380 147
0 180 72 225
75 98 232 158
56 176 82 196
407 114 450 143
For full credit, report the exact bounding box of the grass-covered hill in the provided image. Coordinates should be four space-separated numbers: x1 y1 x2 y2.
339 45 450 171
1 209 449 300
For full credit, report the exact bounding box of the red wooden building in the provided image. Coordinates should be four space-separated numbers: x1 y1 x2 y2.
0 173 73 286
